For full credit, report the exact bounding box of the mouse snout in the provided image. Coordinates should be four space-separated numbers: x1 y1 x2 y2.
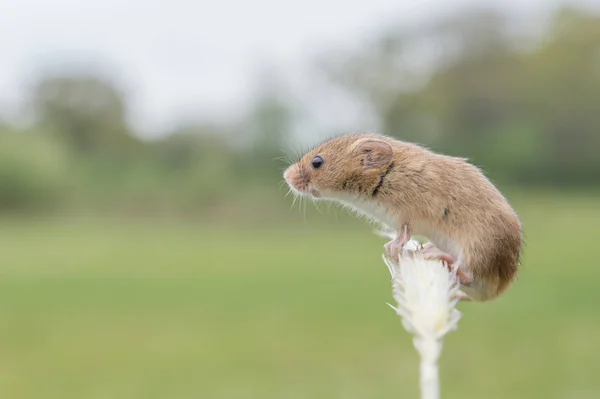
283 166 292 183
283 164 310 193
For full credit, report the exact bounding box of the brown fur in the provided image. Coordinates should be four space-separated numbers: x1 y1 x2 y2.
284 133 524 301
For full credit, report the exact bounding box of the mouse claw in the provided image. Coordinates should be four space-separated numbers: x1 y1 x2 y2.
384 224 414 264
421 243 474 286
384 241 395 262
384 239 404 264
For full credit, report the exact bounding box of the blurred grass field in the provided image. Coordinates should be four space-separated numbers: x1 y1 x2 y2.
0 192 599 399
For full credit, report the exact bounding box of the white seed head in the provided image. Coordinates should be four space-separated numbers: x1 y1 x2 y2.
383 239 462 399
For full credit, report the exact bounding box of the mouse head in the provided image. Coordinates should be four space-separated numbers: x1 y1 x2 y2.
283 134 394 200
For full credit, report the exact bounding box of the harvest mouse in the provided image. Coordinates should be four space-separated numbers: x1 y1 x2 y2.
283 133 523 302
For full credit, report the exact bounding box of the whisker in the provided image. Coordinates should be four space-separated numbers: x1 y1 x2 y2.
290 192 299 211
330 202 340 224
312 198 324 215
277 147 298 165
302 196 307 223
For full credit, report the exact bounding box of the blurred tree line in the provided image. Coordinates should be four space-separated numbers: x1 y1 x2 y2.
322 7 600 186
0 6 599 215
0 70 292 215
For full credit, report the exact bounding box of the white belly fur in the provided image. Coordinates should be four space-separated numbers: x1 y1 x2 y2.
333 195 399 231
328 193 464 264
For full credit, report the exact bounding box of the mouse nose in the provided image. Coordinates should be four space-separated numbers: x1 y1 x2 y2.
283 165 295 184
283 164 309 193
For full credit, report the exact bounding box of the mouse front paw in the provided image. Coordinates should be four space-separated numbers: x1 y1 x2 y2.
384 223 412 263
384 239 402 263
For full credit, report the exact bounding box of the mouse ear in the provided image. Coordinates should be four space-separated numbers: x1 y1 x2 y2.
352 139 393 172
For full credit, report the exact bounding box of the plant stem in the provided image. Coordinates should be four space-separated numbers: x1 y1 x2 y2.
418 338 440 399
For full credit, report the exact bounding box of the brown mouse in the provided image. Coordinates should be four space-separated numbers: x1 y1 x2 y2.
283 133 523 302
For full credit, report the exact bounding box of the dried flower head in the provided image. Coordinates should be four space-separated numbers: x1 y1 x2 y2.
383 239 462 399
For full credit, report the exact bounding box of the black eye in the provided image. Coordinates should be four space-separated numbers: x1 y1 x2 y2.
311 156 324 169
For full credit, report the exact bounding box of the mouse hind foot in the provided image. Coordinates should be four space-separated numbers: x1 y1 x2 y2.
421 242 474 288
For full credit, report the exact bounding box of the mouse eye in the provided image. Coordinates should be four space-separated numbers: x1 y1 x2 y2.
311 156 324 169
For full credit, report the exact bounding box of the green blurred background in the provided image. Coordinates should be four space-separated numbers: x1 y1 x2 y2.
1 3 600 398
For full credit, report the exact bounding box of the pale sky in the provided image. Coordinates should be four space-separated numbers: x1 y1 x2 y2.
1 0 598 138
